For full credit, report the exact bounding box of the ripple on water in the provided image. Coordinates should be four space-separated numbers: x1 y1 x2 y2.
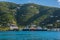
0 31 60 40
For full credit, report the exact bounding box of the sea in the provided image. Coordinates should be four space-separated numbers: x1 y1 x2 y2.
0 31 60 40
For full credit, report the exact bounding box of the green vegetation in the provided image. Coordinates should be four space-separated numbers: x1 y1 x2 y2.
0 2 60 30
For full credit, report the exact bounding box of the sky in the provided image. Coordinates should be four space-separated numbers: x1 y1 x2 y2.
0 0 60 8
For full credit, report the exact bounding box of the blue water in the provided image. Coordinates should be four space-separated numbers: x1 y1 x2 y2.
0 31 60 40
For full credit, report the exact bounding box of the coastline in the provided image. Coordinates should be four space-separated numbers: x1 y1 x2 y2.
0 27 60 32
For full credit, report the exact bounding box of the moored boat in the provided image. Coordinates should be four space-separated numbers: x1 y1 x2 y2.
22 29 47 31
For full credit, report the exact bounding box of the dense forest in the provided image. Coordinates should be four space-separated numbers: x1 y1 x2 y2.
0 2 60 30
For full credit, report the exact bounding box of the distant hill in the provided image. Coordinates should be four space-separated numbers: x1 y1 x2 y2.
0 2 60 28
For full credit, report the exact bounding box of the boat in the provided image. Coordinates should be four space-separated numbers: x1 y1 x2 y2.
22 29 47 31
22 27 47 31
22 25 47 31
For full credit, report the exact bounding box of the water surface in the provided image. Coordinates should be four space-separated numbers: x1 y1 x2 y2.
0 31 60 40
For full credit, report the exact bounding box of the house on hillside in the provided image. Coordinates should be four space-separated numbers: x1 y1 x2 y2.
51 28 60 31
9 24 18 30
30 24 36 29
37 26 42 29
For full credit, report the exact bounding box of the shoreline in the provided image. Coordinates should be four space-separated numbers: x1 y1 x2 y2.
0 28 60 32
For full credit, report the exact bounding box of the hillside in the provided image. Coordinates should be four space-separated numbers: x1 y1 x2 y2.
0 2 60 30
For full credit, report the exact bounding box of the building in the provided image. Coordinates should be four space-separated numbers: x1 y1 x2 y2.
51 28 60 31
50 15 54 18
47 24 53 26
30 24 36 28
10 24 18 30
37 26 42 29
56 20 60 22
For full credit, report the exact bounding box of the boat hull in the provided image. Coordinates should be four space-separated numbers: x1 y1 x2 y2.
22 29 47 31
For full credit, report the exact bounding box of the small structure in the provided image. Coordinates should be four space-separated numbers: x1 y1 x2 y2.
30 24 36 29
37 26 42 29
10 24 18 30
43 27 48 30
47 29 51 31
24 25 29 29
56 20 60 22
30 6 34 8
55 16 58 17
50 15 54 18
47 24 53 26
51 28 60 31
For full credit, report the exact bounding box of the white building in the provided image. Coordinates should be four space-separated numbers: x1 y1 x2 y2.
30 6 34 8
10 24 18 30
24 25 29 29
30 25 36 29
47 24 53 26
56 20 60 22
55 16 58 17
51 28 60 31
17 7 20 9
43 27 48 30
37 26 42 29
50 15 54 18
